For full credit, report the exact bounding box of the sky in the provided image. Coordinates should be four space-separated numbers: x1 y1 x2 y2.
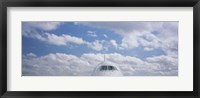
22 21 178 76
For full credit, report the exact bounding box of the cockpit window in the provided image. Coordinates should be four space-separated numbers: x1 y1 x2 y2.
99 65 117 71
100 65 107 71
108 66 115 70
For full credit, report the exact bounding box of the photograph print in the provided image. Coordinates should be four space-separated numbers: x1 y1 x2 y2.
22 21 178 76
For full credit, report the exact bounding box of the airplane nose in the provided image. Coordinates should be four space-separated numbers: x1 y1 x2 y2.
92 63 123 76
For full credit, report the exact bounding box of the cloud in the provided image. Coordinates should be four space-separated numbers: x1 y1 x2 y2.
45 33 86 45
75 22 178 56
103 34 108 38
75 22 159 49
86 40 104 51
146 55 178 66
86 39 120 51
23 52 178 76
23 53 92 76
145 55 178 75
23 30 86 46
110 40 118 48
22 22 117 51
23 24 119 51
87 31 97 37
23 22 178 55
26 52 37 57
23 22 62 31
22 21 178 58
119 33 139 49
144 47 154 51
23 30 113 52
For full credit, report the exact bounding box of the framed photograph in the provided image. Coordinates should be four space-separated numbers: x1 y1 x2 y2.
0 0 199 98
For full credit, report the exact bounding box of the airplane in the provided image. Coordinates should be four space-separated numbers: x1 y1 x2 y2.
92 55 123 76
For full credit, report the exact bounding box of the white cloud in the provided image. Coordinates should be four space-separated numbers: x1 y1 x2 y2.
45 33 86 46
120 33 139 49
75 22 158 50
44 33 67 45
22 27 46 41
103 34 108 38
110 40 118 48
22 22 113 51
26 53 37 58
23 22 178 57
23 22 178 55
23 31 86 46
75 22 178 56
23 53 178 76
23 53 92 76
86 40 104 51
23 22 62 31
86 39 120 51
62 34 86 45
87 31 97 37
144 47 154 51
146 55 178 67
23 28 113 51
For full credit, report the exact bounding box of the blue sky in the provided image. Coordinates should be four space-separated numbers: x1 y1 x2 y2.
22 22 178 76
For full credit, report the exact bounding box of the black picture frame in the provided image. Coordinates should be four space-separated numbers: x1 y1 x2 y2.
0 0 200 98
